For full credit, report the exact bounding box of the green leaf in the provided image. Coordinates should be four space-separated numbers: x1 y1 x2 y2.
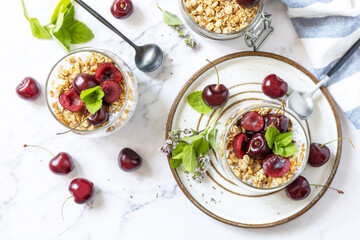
265 126 280 149
183 129 208 142
29 18 52 39
182 145 197 173
173 142 187 156
52 28 71 51
51 0 71 24
187 91 212 114
69 20 94 44
163 11 183 26
207 124 218 150
275 132 293 147
171 152 183 160
282 142 297 157
193 138 209 155
170 158 182 168
274 142 284 156
80 86 104 114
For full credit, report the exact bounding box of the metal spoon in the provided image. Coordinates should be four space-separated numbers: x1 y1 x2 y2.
287 38 360 119
75 0 163 72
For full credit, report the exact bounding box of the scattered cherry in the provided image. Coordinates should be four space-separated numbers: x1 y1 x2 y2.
16 77 41 101
84 104 109 126
202 60 229 109
262 74 288 99
101 80 122 103
308 143 330 167
59 88 85 112
263 154 290 178
264 114 289 133
241 111 264 132
111 0 134 19
95 63 122 83
69 178 94 204
73 73 99 95
118 148 142 172
285 176 310 200
236 0 260 8
246 133 271 160
233 133 248 159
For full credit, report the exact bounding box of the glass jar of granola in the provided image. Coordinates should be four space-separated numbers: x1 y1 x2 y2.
216 101 310 193
180 0 273 50
45 48 138 137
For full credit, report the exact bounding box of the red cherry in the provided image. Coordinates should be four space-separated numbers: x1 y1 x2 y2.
263 154 291 178
69 178 94 204
308 143 330 167
100 80 122 103
233 133 248 159
111 0 134 19
95 63 122 83
49 152 74 175
73 73 99 95
118 148 142 172
285 176 310 200
247 133 271 160
240 111 264 132
202 84 229 109
16 77 41 101
84 104 109 126
236 0 260 8
264 113 289 133
59 88 85 112
262 74 288 99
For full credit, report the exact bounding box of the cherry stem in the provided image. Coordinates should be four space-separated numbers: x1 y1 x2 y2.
319 137 355 149
21 0 30 22
120 0 124 8
206 59 220 90
23 144 55 157
265 101 286 131
157 3 164 12
56 115 91 135
61 195 74 221
310 184 344 194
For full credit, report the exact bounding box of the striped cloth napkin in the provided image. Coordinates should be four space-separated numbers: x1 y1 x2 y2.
280 0 360 129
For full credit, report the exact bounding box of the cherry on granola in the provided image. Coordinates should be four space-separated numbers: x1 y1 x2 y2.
95 63 122 83
241 111 264 132
85 104 109 126
16 77 41 101
262 154 290 178
101 80 122 103
264 113 289 133
59 88 85 112
247 133 271 160
73 73 99 95
233 133 248 159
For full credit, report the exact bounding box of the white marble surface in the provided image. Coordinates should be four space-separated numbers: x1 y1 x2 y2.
1 0 359 239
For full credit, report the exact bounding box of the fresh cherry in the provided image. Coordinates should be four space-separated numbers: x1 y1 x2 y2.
202 60 229 109
73 73 99 95
16 77 41 101
263 154 290 178
69 178 94 204
118 148 142 172
236 0 260 8
233 133 248 159
262 74 288 99
285 176 310 200
308 143 330 167
247 133 271 160
101 80 122 103
95 63 122 83
84 104 109 126
264 114 289 133
241 111 264 132
111 0 134 19
59 88 85 112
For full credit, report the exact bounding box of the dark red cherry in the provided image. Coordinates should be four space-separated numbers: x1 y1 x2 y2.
84 104 109 126
16 77 41 100
264 114 289 133
49 152 74 175
118 148 142 172
263 154 291 178
95 63 122 83
202 84 229 109
285 176 310 200
73 73 99 95
262 74 288 99
59 88 85 112
69 178 94 204
233 133 247 159
100 80 121 103
111 0 134 19
247 133 271 160
241 111 264 132
308 143 330 167
236 0 260 7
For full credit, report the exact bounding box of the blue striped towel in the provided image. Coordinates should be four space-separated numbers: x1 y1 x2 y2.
281 0 360 129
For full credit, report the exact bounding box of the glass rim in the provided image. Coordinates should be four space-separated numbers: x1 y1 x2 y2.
45 47 132 133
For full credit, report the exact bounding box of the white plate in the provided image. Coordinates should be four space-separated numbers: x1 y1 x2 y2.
166 52 342 228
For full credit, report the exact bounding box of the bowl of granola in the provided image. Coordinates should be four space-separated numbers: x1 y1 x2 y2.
216 102 310 193
180 0 273 49
45 48 138 137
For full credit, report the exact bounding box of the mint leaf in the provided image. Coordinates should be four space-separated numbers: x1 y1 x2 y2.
158 4 183 26
52 28 71 51
275 132 293 147
173 142 187 156
51 0 71 24
29 18 52 39
69 20 94 44
170 158 182 168
187 91 212 114
265 126 280 149
183 128 208 142
193 138 209 155
274 142 284 156
282 142 297 157
182 145 197 173
80 86 104 114
207 124 218 150
171 152 183 160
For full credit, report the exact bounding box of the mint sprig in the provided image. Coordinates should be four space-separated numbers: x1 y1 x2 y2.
265 126 297 157
80 86 104 114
